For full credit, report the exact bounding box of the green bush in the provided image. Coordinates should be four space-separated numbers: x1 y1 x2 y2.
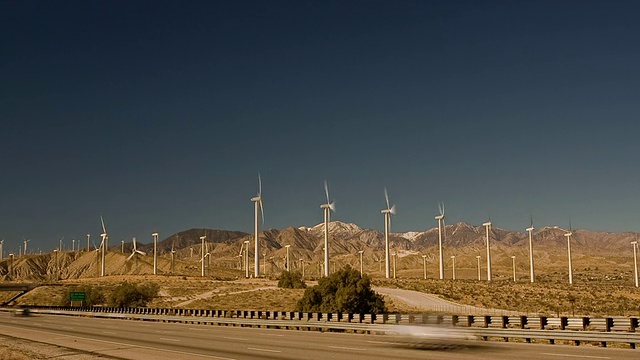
107 282 159 308
278 271 306 289
61 285 105 306
296 265 386 314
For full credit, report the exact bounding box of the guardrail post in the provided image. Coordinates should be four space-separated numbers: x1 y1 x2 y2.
483 315 491 328
466 315 474 327
560 317 567 330
540 316 547 330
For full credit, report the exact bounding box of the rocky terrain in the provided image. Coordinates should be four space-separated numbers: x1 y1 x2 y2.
0 221 637 282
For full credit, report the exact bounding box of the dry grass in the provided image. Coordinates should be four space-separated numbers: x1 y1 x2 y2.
374 278 640 316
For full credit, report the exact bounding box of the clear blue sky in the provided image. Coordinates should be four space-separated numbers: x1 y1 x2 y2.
2 1 640 253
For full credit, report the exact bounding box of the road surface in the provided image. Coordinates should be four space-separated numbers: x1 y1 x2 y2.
0 312 635 359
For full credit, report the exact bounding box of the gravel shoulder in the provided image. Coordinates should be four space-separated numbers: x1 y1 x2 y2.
0 333 122 360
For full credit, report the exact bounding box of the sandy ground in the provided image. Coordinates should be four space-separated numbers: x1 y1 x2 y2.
374 287 517 315
174 286 278 307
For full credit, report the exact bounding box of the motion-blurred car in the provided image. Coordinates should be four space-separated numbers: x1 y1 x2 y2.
386 324 477 349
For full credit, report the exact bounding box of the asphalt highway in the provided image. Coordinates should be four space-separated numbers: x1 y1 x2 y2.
0 312 636 360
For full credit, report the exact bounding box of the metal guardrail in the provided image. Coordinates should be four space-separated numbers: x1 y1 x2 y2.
7 307 639 349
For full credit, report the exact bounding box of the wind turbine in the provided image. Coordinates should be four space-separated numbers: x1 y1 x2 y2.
483 221 492 281
200 235 206 277
199 242 211 276
126 237 146 273
435 203 445 280
86 233 90 252
0 239 4 259
321 180 335 277
564 222 574 285
152 232 159 275
23 239 30 255
381 187 396 279
100 216 108 277
250 174 264 278
526 217 535 283
170 241 176 274
238 241 246 270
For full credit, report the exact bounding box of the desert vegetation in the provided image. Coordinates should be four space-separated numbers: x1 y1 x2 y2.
296 266 386 314
277 271 306 289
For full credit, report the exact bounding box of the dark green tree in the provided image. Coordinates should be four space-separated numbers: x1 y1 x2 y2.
107 282 159 308
277 270 306 289
296 265 386 314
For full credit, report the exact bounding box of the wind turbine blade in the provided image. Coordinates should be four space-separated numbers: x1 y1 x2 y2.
132 237 137 251
259 199 265 224
329 201 335 212
324 180 330 205
100 215 107 234
137 250 146 256
127 252 135 261
258 173 262 197
390 204 396 216
384 187 390 210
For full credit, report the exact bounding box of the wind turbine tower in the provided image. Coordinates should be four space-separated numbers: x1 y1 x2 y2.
152 232 159 275
100 216 108 277
565 226 574 285
526 222 535 283
435 203 445 280
380 188 396 279
200 235 206 277
250 174 264 278
321 181 335 277
86 233 90 252
483 221 492 281
0 239 3 259
23 239 30 255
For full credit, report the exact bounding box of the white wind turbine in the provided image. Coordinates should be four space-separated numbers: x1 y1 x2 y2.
199 242 211 276
564 222 574 285
483 220 492 281
152 232 159 275
321 180 335 277
0 239 4 260
200 235 206 277
127 237 146 273
381 187 396 279
23 239 30 255
435 203 446 280
526 217 535 283
250 174 264 278
100 216 108 277
170 241 176 274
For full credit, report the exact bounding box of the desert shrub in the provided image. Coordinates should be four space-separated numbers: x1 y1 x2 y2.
278 271 306 289
296 265 386 314
61 285 105 306
107 282 159 308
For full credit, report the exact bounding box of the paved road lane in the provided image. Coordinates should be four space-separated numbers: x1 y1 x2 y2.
0 313 635 360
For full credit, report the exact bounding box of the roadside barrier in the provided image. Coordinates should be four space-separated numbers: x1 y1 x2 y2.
11 305 640 349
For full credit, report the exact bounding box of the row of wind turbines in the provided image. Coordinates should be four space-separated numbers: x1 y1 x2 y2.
6 175 638 288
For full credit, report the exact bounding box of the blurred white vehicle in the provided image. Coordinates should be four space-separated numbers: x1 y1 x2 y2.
386 324 477 349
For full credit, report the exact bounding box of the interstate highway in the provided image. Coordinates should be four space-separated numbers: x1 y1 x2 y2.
0 312 635 360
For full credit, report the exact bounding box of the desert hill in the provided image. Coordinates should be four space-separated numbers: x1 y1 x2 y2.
1 221 638 282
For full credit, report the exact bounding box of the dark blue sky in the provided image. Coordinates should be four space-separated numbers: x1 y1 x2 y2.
2 1 640 252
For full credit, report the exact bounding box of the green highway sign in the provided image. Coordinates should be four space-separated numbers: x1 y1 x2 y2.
69 292 86 302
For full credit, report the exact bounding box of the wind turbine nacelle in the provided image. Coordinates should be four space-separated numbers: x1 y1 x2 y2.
564 232 572 237
251 196 261 202
482 222 492 227
435 215 444 220
526 227 534 232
